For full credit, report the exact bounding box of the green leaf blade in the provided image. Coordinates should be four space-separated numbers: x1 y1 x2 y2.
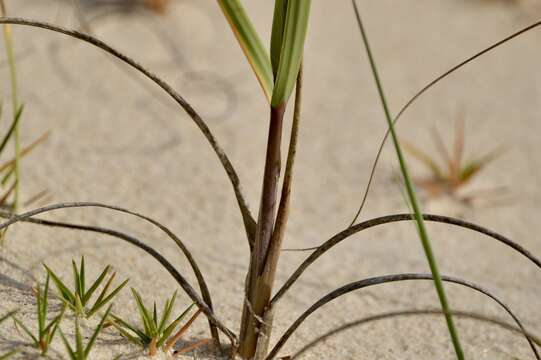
270 0 287 77
271 0 311 107
218 0 274 102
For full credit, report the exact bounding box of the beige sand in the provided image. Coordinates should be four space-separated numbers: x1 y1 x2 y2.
1 0 540 359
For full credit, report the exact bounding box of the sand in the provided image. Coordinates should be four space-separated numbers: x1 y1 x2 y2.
0 0 540 359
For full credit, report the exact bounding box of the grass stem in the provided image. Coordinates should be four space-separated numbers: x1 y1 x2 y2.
1 3 21 211
351 1 464 358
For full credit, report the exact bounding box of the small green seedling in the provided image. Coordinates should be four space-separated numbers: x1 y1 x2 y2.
59 305 112 360
13 273 65 355
44 256 128 318
403 116 502 203
109 289 206 356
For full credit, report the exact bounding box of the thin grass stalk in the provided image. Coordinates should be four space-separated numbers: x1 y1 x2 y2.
271 212 541 305
348 19 541 227
293 308 541 359
0 203 234 349
0 2 21 210
0 17 256 248
266 273 539 360
351 2 463 358
259 64 303 295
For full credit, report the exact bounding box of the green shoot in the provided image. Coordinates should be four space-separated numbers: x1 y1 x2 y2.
1 0 22 211
351 1 464 359
109 289 204 356
59 305 112 360
403 116 503 201
13 273 66 355
44 256 129 318
218 0 274 102
270 0 311 107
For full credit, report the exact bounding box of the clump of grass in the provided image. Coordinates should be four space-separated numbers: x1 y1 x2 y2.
12 273 65 356
59 305 112 360
109 288 206 356
403 116 503 202
44 256 128 318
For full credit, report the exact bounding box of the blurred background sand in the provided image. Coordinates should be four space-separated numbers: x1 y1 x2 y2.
0 0 540 358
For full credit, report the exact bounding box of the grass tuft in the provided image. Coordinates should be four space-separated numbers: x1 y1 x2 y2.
13 272 65 355
109 288 205 356
44 256 129 318
403 116 503 202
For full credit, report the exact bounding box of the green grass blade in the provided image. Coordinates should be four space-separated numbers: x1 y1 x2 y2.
72 260 82 303
75 294 85 317
43 305 65 351
152 302 157 328
59 330 76 360
351 2 464 359
45 264 75 304
1 8 22 210
270 0 287 77
75 317 84 358
13 317 38 345
112 323 145 347
87 273 129 316
158 303 195 348
110 314 149 344
80 257 85 299
0 104 23 155
88 278 128 318
402 140 444 179
271 0 311 107
218 0 274 102
36 281 45 335
85 305 112 358
131 288 154 336
83 265 111 304
0 311 16 325
42 273 50 331
157 290 176 333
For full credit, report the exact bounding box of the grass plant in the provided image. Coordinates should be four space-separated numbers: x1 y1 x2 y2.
109 289 206 356
403 116 503 202
44 256 128 318
13 273 65 356
0 1 540 359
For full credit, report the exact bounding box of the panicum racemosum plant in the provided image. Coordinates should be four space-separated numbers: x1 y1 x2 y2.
0 1 540 359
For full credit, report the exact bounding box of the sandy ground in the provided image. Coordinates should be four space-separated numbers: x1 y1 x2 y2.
1 0 541 359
